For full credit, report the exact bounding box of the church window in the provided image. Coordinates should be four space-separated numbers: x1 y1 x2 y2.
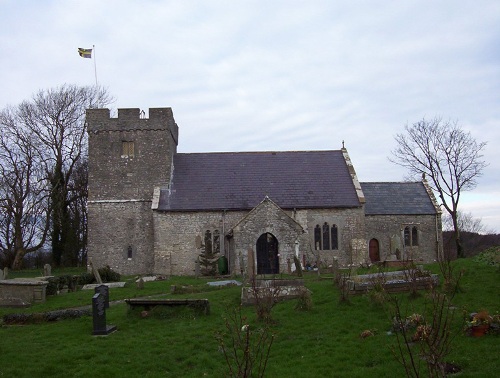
127 245 133 259
203 229 221 255
204 230 213 255
213 230 220 254
314 223 339 250
322 222 330 250
331 225 338 250
122 141 135 158
314 225 322 250
403 225 419 246
412 226 419 246
404 226 411 246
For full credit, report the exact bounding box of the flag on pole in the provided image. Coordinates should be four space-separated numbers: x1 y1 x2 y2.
78 48 92 58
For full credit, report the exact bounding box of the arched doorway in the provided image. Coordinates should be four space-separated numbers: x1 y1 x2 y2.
369 238 380 262
256 233 279 274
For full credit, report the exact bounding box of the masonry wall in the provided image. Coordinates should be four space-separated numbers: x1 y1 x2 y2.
152 205 366 276
88 202 154 275
365 213 442 263
87 108 178 200
230 200 305 275
86 108 178 274
303 207 367 267
153 210 246 275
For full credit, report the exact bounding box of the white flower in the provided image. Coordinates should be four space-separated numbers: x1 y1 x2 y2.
241 324 249 332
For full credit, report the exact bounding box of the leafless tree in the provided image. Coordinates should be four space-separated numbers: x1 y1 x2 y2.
16 84 113 266
442 211 489 234
0 107 50 269
391 118 487 258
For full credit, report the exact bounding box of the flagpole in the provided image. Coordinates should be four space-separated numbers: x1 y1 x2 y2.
92 44 101 108
93 44 98 87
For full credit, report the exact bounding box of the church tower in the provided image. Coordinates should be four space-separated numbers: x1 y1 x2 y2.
86 108 178 274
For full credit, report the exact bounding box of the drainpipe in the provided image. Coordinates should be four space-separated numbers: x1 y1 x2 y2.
222 209 228 271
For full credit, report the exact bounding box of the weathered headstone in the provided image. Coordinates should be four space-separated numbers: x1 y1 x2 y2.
89 259 103 284
247 248 255 277
43 264 51 277
94 284 109 309
194 257 200 278
3 267 8 280
92 292 116 336
136 278 144 290
293 255 303 277
0 269 3 280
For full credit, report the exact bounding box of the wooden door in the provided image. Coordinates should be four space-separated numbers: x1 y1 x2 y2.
369 238 380 262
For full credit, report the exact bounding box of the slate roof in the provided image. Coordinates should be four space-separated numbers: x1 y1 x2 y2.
361 182 437 215
157 150 361 211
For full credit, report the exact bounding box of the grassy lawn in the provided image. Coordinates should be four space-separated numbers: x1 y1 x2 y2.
0 254 498 377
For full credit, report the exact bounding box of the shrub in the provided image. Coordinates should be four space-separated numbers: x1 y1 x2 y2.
77 272 95 286
98 265 121 282
294 289 313 311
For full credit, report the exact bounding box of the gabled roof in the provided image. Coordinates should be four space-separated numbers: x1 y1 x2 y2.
361 182 438 215
157 150 361 211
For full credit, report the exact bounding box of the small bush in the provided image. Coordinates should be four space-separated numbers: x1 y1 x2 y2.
45 277 60 295
295 289 313 311
77 272 95 286
98 266 121 282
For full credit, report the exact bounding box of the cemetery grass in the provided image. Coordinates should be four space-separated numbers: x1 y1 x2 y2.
0 258 498 377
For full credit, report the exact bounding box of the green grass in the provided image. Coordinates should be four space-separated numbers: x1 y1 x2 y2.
1 255 498 377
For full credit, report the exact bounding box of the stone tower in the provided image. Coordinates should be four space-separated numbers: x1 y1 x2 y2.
86 108 178 274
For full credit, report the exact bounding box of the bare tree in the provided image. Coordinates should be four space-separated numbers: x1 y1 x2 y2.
391 118 487 258
3 84 113 267
0 107 50 269
442 211 489 234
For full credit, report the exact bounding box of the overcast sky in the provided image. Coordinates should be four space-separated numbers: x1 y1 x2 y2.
1 1 499 232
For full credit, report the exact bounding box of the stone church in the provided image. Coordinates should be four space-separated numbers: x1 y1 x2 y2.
86 107 443 276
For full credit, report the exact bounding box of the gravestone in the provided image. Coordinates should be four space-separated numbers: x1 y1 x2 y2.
194 257 200 278
0 269 3 280
88 259 103 284
94 285 109 309
136 278 144 290
3 267 8 280
43 264 51 277
92 292 116 336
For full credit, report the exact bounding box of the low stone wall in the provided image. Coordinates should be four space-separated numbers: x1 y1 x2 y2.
0 279 48 307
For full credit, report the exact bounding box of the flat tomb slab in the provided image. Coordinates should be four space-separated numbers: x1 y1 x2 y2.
125 298 210 315
82 282 126 290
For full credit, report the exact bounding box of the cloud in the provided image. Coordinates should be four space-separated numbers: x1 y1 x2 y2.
0 0 499 231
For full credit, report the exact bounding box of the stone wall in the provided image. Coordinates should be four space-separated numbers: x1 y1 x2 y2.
88 201 154 274
86 108 178 274
303 207 366 267
153 210 246 275
230 198 305 276
86 108 178 201
365 213 442 263
152 202 367 276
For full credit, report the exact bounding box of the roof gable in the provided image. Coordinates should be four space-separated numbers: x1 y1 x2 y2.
361 182 438 215
158 150 361 211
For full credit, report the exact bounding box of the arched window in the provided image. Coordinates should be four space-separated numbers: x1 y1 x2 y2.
213 230 220 254
322 223 330 250
204 230 213 255
331 225 338 250
412 226 419 246
314 222 340 250
314 225 322 250
404 226 411 246
203 229 221 255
